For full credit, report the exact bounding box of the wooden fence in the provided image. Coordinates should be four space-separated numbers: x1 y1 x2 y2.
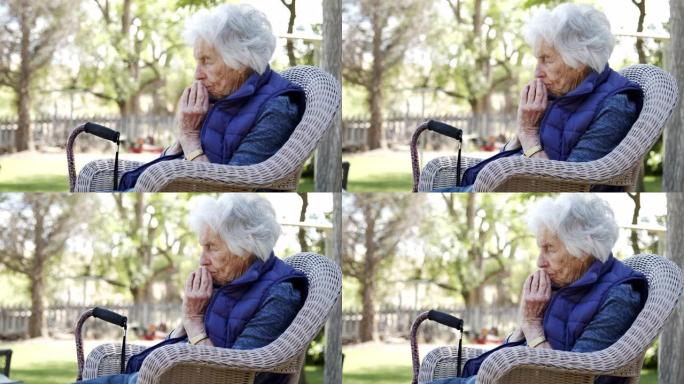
342 305 518 342
0 115 176 152
0 112 515 152
0 303 182 338
1 303 517 342
342 113 517 151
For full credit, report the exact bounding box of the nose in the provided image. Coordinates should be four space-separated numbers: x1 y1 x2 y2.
195 65 205 80
534 64 544 79
199 251 210 266
537 253 549 269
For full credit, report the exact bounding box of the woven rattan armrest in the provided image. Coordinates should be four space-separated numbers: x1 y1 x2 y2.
136 343 303 384
471 156 631 192
417 346 488 383
82 343 147 379
74 160 145 192
133 159 302 192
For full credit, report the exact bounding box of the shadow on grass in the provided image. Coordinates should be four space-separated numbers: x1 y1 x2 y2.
0 175 68 192
13 361 76 384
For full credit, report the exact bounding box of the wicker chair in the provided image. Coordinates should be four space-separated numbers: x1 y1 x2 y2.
69 65 341 192
416 64 678 192
416 253 684 384
79 252 342 384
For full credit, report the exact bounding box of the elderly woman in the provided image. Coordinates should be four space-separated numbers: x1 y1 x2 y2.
439 3 643 192
77 194 308 384
429 194 647 384
117 3 305 190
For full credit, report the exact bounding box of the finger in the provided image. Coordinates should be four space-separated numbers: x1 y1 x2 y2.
534 79 545 105
189 82 198 106
181 87 190 108
192 269 201 291
524 275 532 296
538 270 547 291
202 84 209 110
195 83 205 106
185 271 195 292
201 267 211 293
532 270 541 293
521 85 530 103
527 81 537 103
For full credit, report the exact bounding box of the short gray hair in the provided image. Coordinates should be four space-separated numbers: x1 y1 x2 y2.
527 194 618 262
524 3 614 73
188 194 281 262
183 3 276 75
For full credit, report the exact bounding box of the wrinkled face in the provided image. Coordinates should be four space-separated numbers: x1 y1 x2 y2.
193 39 250 99
198 226 253 285
534 41 589 97
536 229 592 288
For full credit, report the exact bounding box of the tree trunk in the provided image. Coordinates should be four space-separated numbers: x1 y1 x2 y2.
359 208 377 342
285 0 297 67
628 193 641 255
315 0 342 192
29 273 46 337
298 193 309 252
660 193 684 382
367 11 384 150
324 193 343 384
634 0 647 64
359 263 376 342
665 0 684 190
15 1 34 152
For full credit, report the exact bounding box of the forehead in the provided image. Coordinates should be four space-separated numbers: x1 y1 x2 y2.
193 39 220 59
537 229 561 245
535 40 560 58
199 225 221 243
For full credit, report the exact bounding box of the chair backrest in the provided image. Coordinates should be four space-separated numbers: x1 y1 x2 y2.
256 252 342 371
598 254 683 371
260 66 341 184
0 349 11 377
606 65 678 188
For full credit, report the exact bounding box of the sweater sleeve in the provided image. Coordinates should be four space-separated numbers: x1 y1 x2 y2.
231 281 304 350
227 95 301 166
566 93 639 163
571 283 643 353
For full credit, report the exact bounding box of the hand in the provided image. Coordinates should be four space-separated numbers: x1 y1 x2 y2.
182 267 213 331
178 81 209 153
516 79 548 150
519 269 551 328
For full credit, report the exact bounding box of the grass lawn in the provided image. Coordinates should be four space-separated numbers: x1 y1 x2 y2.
0 151 315 192
344 149 663 192
2 339 659 384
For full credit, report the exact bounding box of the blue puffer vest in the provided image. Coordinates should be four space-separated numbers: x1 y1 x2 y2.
124 253 307 374
461 254 647 378
116 66 305 190
460 66 643 186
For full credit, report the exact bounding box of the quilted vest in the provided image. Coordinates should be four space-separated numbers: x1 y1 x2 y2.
203 252 308 347
543 254 646 350
116 66 305 190
462 254 647 378
124 253 307 374
201 66 305 164
460 66 643 186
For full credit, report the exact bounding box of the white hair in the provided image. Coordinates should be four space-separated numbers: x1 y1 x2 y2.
183 3 276 75
525 3 615 73
527 194 619 262
188 194 281 262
